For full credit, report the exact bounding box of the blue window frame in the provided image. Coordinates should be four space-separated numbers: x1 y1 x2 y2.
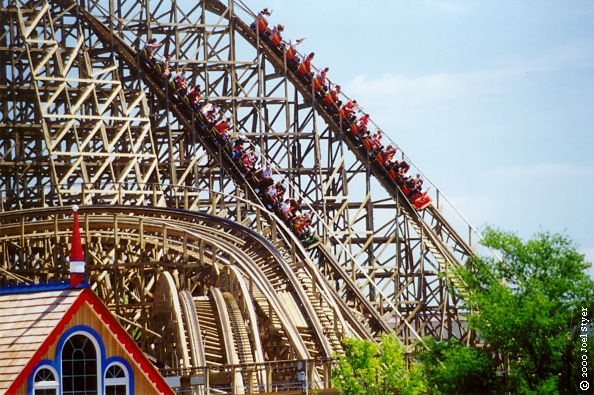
28 326 134 395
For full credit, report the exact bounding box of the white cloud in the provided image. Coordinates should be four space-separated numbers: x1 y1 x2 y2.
344 39 594 111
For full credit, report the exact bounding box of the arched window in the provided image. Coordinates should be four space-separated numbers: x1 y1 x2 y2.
61 333 99 394
32 366 59 395
104 362 129 395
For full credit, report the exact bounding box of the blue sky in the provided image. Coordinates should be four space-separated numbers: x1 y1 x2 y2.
246 0 594 276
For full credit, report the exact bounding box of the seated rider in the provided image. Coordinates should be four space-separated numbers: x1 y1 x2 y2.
283 37 305 65
270 24 284 47
411 175 431 209
189 84 202 101
279 199 292 219
228 133 246 160
254 165 274 190
396 161 410 185
145 38 163 59
157 54 170 66
156 54 170 75
413 174 424 196
287 198 302 219
297 52 315 80
241 150 258 176
370 129 383 153
279 198 301 220
292 212 313 238
378 144 397 165
173 70 188 96
403 176 416 196
201 101 219 124
338 99 357 123
312 67 329 92
254 8 272 32
323 84 341 107
266 181 285 205
215 117 232 141
189 84 202 110
349 113 369 137
161 62 172 80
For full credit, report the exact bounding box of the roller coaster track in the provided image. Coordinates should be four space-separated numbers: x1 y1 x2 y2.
0 205 362 385
0 0 485 346
38 0 395 338
200 0 473 297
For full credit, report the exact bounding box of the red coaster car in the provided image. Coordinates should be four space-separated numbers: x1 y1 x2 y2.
375 153 388 165
271 32 282 47
286 46 296 61
362 138 373 151
388 168 398 181
257 18 268 33
412 193 432 210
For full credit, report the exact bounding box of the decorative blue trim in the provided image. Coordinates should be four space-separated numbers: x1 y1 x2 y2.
27 359 59 395
0 279 89 295
56 325 106 394
27 326 133 395
104 356 135 395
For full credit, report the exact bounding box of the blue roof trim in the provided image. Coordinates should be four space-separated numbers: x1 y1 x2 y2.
0 278 89 295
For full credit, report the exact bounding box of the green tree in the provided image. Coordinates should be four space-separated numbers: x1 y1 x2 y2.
417 338 496 394
457 228 594 394
332 333 427 395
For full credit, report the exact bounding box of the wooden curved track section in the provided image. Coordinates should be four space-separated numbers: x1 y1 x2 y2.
0 205 362 386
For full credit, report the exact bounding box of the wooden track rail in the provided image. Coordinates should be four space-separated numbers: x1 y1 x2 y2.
0 205 364 384
52 0 391 337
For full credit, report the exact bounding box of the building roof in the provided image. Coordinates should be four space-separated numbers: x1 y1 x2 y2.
0 287 82 391
0 284 173 395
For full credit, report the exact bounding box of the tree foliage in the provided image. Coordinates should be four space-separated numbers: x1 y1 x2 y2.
332 229 593 394
332 333 427 395
456 228 594 394
417 338 496 394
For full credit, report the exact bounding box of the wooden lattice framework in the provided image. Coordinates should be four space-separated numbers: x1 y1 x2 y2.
1 0 482 349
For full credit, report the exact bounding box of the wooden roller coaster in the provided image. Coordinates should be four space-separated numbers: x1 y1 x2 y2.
0 0 488 391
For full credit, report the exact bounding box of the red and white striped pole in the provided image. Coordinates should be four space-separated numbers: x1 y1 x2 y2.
69 205 86 287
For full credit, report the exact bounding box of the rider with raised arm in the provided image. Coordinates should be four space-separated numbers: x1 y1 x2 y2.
253 8 272 33
283 37 305 66
145 38 163 60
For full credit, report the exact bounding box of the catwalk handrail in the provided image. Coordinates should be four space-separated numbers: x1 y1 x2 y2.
229 0 486 257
